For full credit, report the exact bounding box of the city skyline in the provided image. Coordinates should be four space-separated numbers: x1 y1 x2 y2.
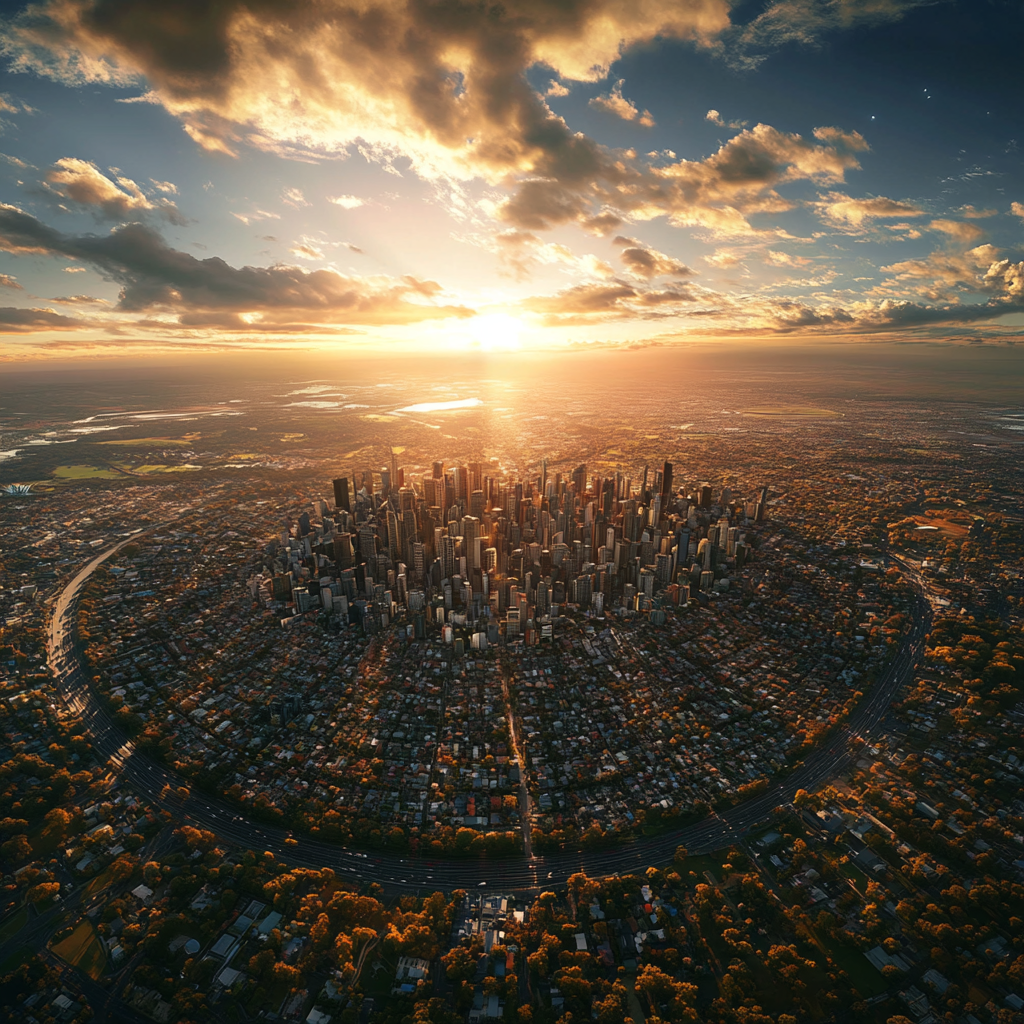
0 0 1021 361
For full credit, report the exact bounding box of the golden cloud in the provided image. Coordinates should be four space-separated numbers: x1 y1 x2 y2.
590 81 655 127
45 156 185 223
810 191 925 229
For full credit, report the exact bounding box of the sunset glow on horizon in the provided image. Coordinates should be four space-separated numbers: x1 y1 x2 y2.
0 1 1020 363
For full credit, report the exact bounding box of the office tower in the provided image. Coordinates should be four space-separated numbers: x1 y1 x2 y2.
470 488 485 519
440 534 457 579
698 537 712 571
359 523 377 564
333 533 354 569
386 511 399 555
660 460 673 517
655 552 672 585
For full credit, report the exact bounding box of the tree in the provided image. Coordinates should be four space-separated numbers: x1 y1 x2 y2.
636 964 698 1020
673 845 688 867
567 872 599 911
442 946 476 983
27 882 60 904
42 807 71 843
310 912 331 952
1 835 32 863
109 853 138 883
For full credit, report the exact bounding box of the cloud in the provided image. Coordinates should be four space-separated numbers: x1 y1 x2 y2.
929 219 984 244
613 236 695 279
6 1 889 250
4 0 729 186
62 265 86 272
0 203 473 330
0 152 32 169
48 293 109 304
282 186 309 208
958 205 997 219
703 249 743 268
730 0 939 67
589 81 655 127
290 240 325 260
880 243 1010 303
328 194 364 210
517 279 701 325
983 259 1024 301
546 81 570 98
0 93 34 115
150 178 177 194
45 157 185 223
0 306 85 332
499 122 870 236
1011 201 1024 221
486 228 614 280
231 209 280 225
810 191 925 229
0 273 22 289
765 250 811 268
705 109 746 130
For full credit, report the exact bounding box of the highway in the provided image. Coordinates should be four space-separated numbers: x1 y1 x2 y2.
49 544 930 895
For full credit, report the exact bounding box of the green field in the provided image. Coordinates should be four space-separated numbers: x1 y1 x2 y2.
51 920 107 979
52 465 121 480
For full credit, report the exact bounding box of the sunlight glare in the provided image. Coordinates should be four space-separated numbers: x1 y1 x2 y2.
467 313 523 352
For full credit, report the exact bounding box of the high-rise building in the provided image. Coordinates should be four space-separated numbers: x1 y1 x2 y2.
332 477 350 513
659 460 673 517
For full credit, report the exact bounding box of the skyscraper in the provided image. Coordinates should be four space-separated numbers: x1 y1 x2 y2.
659 461 673 519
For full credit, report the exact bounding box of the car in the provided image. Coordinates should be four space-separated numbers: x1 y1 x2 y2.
285 837 298 846
477 881 487 887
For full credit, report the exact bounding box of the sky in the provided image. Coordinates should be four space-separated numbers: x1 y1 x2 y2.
0 0 1021 361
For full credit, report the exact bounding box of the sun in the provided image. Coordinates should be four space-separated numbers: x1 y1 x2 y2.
466 313 523 351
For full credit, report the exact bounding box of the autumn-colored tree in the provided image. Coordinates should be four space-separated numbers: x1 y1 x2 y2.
42 807 71 843
567 872 600 911
109 853 138 883
310 912 332 952
1 835 32 863
27 881 60 904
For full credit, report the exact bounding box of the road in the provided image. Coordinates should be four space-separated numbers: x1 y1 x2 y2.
49 544 930 895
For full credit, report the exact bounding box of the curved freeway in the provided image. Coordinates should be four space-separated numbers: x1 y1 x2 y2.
50 543 930 895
